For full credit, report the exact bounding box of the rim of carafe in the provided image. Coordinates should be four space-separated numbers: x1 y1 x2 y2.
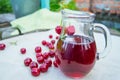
61 9 95 22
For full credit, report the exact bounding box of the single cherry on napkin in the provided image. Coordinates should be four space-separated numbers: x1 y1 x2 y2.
0 43 6 50
66 25 75 35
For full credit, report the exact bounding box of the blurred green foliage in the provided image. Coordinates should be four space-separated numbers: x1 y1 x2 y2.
0 0 77 13
50 0 61 12
50 0 78 12
60 0 78 10
0 0 12 13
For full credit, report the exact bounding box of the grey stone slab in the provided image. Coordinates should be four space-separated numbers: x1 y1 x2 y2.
0 13 15 23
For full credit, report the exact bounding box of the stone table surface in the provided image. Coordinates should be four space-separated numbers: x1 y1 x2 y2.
0 29 120 80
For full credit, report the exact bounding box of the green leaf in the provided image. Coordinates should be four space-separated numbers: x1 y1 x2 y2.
0 0 12 13
50 4 61 11
67 0 78 10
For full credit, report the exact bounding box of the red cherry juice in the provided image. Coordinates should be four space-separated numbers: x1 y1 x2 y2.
56 35 97 78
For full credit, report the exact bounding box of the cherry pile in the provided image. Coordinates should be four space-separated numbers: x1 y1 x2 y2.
22 33 59 77
0 25 75 77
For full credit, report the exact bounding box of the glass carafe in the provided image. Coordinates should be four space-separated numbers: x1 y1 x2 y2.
55 9 111 78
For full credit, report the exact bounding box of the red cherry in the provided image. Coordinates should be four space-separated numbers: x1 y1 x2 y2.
24 57 32 66
48 44 54 50
36 53 43 58
41 40 47 46
51 40 55 45
39 63 48 73
46 42 51 47
49 34 53 39
49 50 55 58
20 48 26 54
29 61 38 69
37 56 44 64
43 52 49 59
55 26 62 35
0 43 6 50
31 68 40 77
66 25 75 35
55 55 61 65
74 36 81 43
56 36 59 40
35 46 42 53
44 59 52 67
53 60 58 67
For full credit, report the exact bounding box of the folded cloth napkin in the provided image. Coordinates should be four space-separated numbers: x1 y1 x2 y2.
10 9 62 34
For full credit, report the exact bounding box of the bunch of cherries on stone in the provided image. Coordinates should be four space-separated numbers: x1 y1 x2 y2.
0 25 76 77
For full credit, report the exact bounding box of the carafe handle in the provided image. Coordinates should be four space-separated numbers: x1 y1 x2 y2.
93 23 111 59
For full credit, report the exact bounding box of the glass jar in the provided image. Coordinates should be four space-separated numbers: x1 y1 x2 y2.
55 9 111 78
